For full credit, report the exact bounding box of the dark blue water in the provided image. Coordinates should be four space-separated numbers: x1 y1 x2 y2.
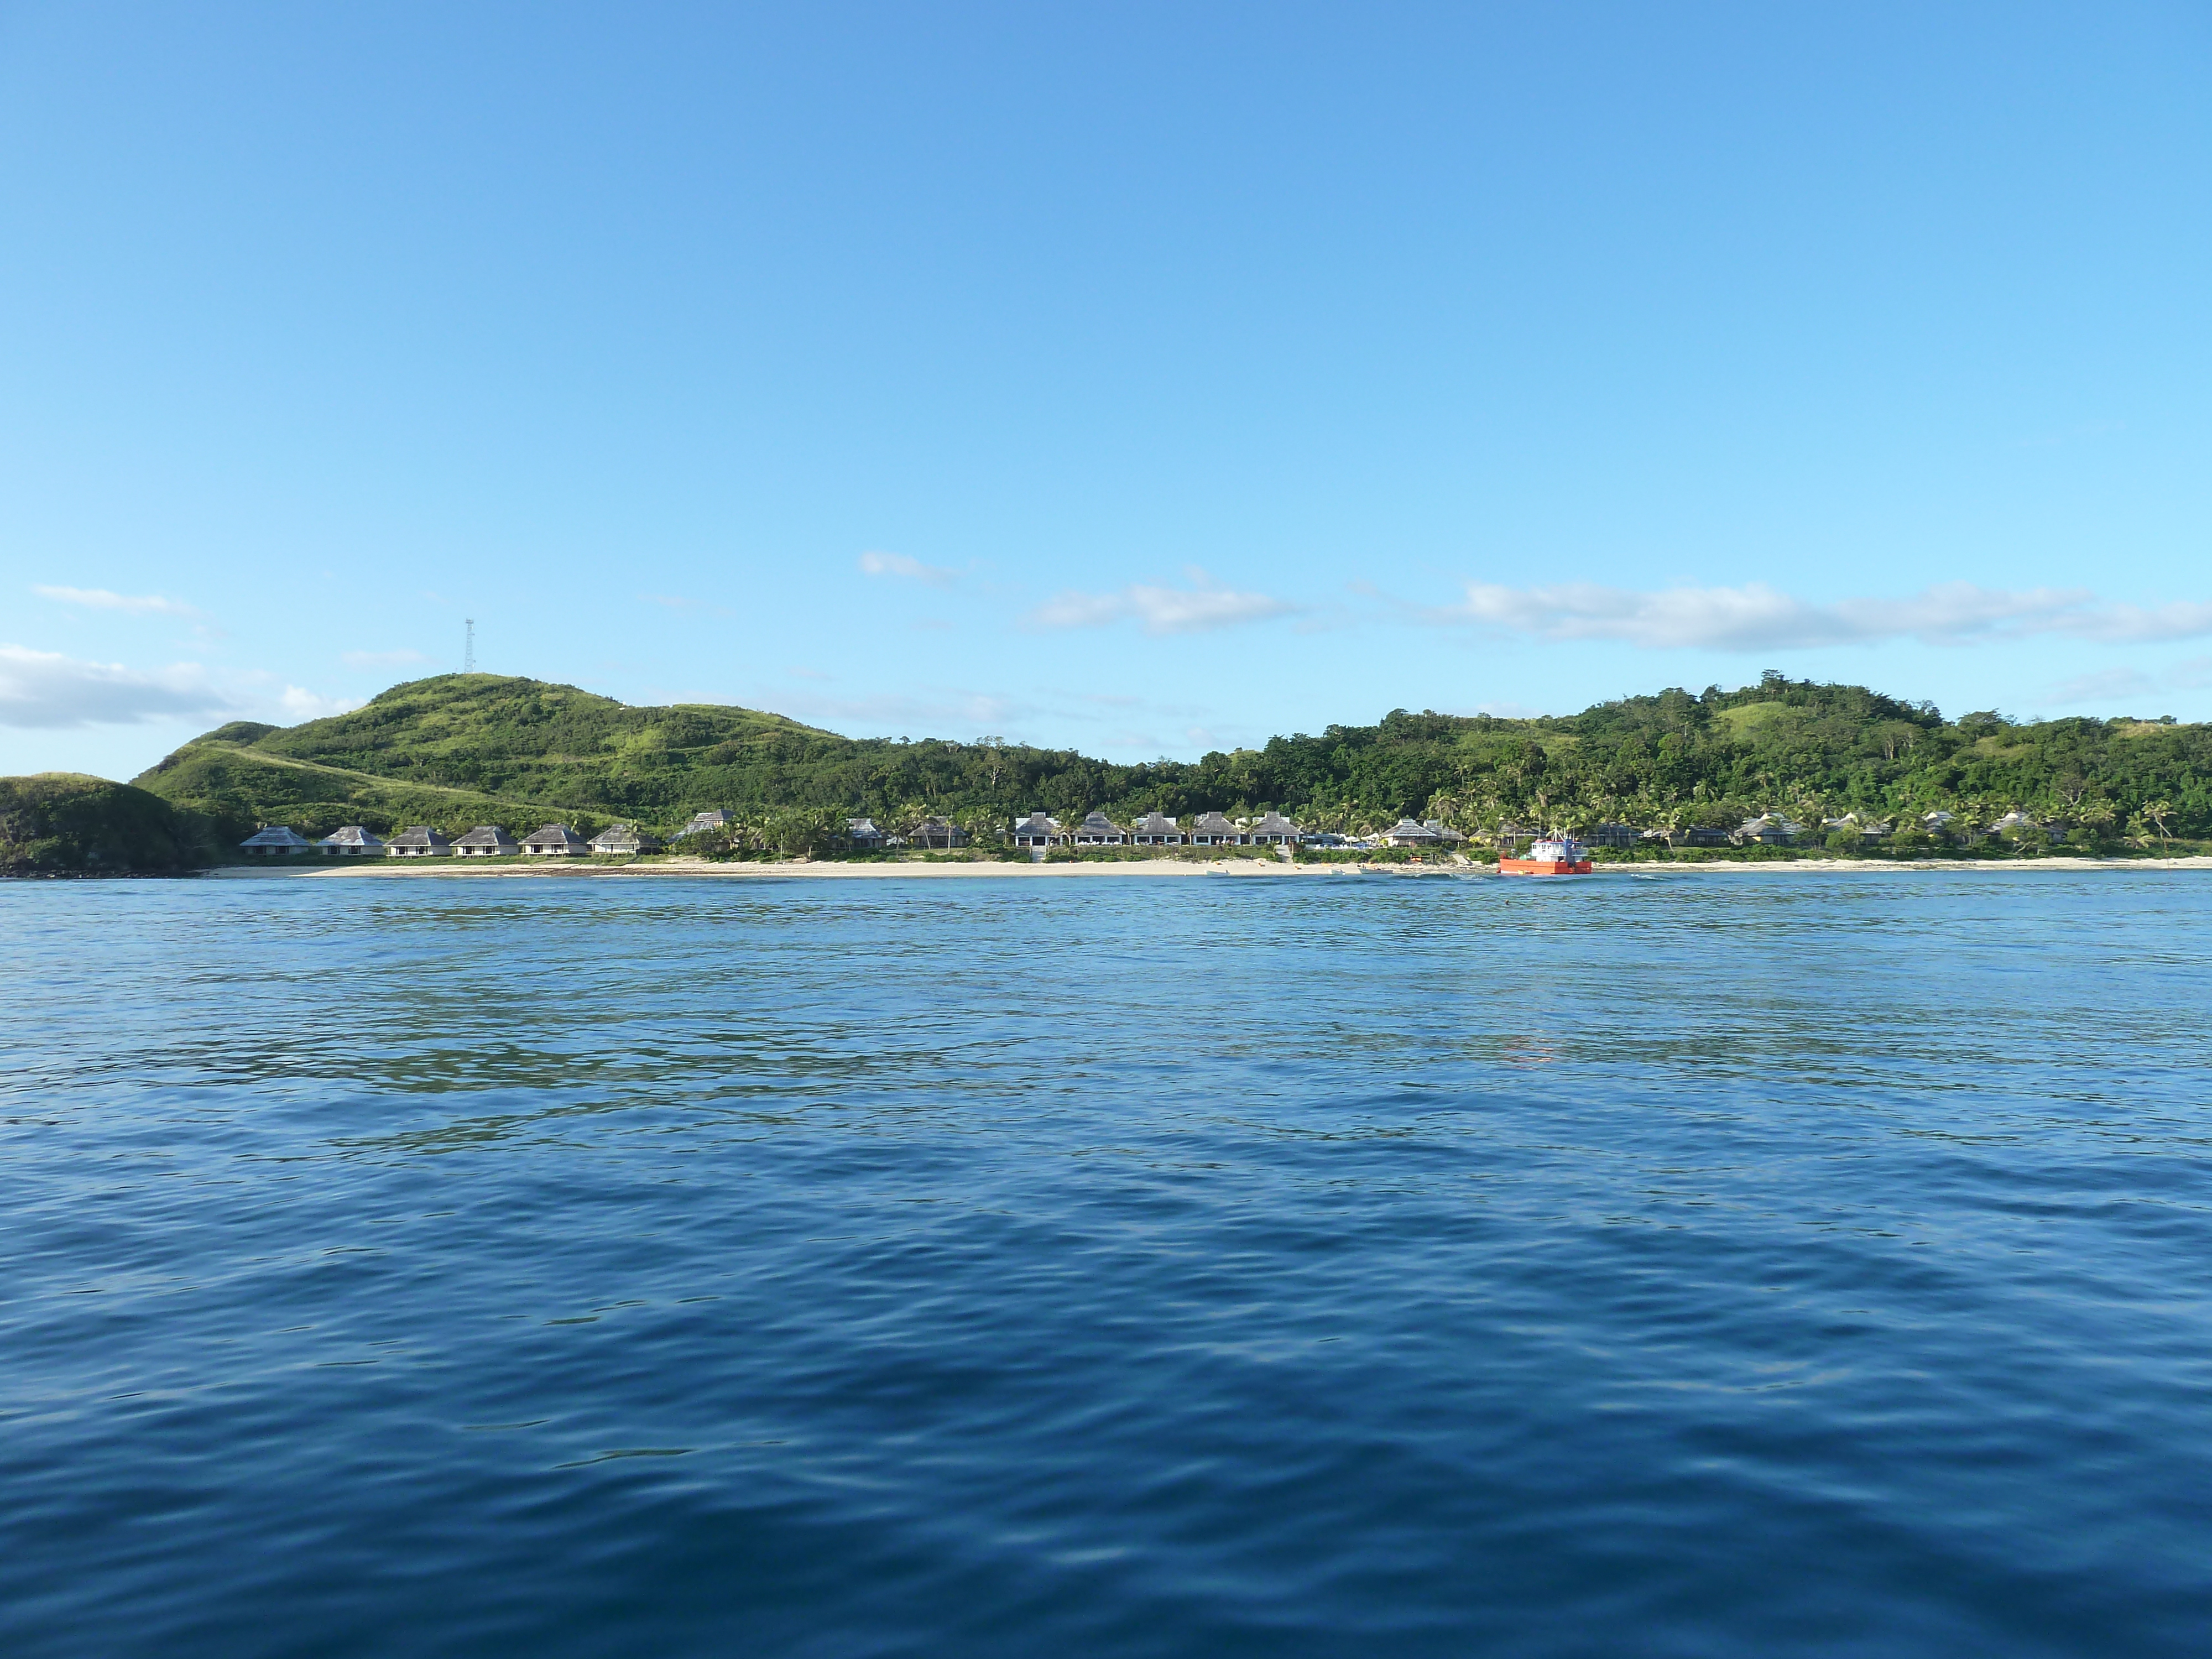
4 869 2210 1656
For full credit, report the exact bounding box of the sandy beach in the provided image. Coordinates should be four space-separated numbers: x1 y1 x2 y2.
205 853 2212 881
220 856 1385 880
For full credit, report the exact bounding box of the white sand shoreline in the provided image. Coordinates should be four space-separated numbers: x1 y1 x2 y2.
204 853 2212 881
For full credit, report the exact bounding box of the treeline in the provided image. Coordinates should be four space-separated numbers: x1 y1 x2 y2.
121 670 2212 854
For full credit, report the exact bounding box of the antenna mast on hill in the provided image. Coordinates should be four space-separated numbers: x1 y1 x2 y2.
464 618 476 674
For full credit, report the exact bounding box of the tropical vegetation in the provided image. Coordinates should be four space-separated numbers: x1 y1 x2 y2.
0 773 224 875
93 669 2212 862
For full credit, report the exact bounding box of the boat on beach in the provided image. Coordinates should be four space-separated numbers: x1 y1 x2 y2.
1500 833 1593 877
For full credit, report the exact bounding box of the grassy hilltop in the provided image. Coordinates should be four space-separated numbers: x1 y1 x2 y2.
105 669 2212 860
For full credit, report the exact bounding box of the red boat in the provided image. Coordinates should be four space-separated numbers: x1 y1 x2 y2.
1499 833 1593 877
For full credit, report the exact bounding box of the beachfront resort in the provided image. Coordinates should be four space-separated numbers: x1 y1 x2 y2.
234 806 2016 859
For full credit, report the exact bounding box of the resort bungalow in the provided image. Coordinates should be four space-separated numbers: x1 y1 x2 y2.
453 825 519 857
239 826 314 855
1584 823 1641 848
1071 811 1127 847
1012 812 1061 848
319 826 385 855
846 816 886 851
1248 811 1303 846
385 826 452 857
675 809 732 838
1922 810 1958 831
1989 810 2039 834
1738 814 1804 846
523 824 591 857
1422 818 1465 846
912 816 968 849
1188 811 1243 847
1822 813 1891 839
1130 811 1182 846
1683 826 1734 847
588 823 662 855
1383 818 1443 847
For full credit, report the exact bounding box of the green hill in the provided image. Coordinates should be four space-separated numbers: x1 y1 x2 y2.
113 669 2212 857
0 774 223 874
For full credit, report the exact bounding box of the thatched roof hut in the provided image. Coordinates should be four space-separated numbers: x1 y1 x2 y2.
523 824 591 855
239 826 312 854
318 826 385 855
385 826 452 857
453 825 519 856
1188 811 1243 846
588 823 662 855
1072 811 1125 846
1383 818 1441 846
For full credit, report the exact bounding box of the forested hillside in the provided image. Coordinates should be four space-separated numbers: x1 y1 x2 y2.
126 670 2212 853
0 774 222 874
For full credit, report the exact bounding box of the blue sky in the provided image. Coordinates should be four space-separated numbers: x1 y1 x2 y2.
3 3 2209 780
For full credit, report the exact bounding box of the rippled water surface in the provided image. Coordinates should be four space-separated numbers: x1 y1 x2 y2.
4 868 2211 1656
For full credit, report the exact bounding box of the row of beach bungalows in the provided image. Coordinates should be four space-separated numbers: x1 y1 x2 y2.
1003 810 1465 848
241 806 1487 858
239 822 664 857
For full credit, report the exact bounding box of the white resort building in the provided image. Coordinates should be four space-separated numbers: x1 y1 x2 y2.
385 827 452 857
239 826 314 854
523 824 591 856
1188 812 1242 847
1071 811 1126 847
453 826 519 857
318 826 384 855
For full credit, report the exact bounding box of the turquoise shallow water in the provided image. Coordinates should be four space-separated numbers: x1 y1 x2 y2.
3 868 2210 1656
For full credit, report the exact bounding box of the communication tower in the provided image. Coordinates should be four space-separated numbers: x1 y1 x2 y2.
464 618 476 674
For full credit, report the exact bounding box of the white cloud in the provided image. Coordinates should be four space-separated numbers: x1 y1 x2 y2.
2044 657 2212 706
1445 581 2212 651
0 645 238 729
1027 574 1298 636
2068 603 2212 644
340 648 430 670
279 686 363 721
859 550 956 588
33 585 202 618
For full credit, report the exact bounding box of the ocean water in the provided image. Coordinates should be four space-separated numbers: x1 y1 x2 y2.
3 867 2210 1657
